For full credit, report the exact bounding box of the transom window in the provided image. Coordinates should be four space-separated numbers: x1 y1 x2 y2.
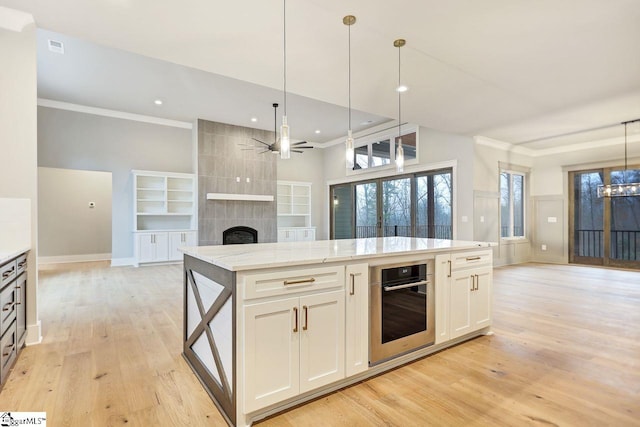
350 126 418 173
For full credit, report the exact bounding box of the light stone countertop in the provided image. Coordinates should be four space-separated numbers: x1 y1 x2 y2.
179 237 493 272
0 247 30 265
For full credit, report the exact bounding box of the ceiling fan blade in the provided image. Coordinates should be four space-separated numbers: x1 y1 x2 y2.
292 141 309 146
252 138 271 147
292 150 304 153
292 146 313 149
257 149 271 154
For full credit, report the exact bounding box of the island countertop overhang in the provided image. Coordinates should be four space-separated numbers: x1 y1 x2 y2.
179 237 493 272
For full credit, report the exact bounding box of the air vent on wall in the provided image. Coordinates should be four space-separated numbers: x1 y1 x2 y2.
48 39 64 54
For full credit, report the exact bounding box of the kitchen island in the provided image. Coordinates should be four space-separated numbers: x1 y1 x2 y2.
181 237 493 426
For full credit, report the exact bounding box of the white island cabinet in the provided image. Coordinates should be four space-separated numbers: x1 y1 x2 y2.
180 237 493 426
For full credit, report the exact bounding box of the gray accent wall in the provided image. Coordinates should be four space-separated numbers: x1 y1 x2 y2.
37 107 192 261
38 167 112 259
197 119 277 245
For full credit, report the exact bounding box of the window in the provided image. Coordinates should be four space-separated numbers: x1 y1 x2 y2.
330 168 453 240
350 126 417 172
500 171 525 238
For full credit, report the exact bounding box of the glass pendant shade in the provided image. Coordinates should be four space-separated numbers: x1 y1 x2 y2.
396 140 404 173
280 115 290 159
346 130 354 168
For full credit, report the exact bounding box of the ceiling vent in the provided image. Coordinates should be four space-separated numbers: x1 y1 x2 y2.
48 39 64 54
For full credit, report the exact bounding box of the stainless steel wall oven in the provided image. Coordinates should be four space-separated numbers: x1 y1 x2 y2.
370 260 435 365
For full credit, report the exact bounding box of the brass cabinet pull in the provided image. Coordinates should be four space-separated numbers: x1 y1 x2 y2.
18 261 26 269
447 260 452 278
475 274 479 291
2 344 15 357
2 267 14 279
2 302 15 312
293 307 298 333
466 256 481 261
349 272 361 296
470 275 474 292
284 278 316 286
302 305 308 331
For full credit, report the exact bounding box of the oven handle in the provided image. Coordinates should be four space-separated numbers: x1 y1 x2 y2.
383 280 429 292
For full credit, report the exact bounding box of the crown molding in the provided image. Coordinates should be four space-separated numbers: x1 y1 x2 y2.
37 98 193 129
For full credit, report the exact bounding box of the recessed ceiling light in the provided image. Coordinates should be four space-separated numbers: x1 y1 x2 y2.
154 99 163 105
251 117 258 122
48 39 64 54
396 85 408 93
315 130 321 134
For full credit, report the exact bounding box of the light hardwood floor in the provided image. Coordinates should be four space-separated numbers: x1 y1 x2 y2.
0 263 638 426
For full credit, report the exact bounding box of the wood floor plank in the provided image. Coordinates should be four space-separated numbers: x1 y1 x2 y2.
0 262 639 426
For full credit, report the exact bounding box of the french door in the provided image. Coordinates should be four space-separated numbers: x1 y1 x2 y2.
330 169 452 239
569 168 640 269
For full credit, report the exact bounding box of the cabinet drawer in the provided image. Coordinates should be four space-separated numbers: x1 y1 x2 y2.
1 320 17 383
0 282 17 335
1 260 16 288
243 266 345 300
451 250 492 270
16 253 27 276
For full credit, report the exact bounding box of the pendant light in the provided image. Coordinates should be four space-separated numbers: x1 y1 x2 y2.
344 15 356 169
394 38 406 173
280 0 291 160
597 118 640 197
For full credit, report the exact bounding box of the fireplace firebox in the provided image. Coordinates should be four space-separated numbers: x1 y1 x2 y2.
223 226 258 245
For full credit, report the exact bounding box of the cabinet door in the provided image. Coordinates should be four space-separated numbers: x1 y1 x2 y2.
299 290 345 393
243 297 300 412
137 233 155 263
278 229 296 242
434 254 451 344
345 264 368 376
153 232 169 261
296 229 315 241
16 273 26 345
471 266 492 330
450 270 473 339
168 232 183 261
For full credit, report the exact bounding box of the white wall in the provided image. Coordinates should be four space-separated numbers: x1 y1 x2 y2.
37 107 192 264
0 16 40 344
38 167 112 262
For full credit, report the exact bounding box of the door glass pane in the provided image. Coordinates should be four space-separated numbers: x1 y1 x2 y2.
355 182 377 237
382 178 411 236
332 185 353 239
416 176 429 238
573 172 604 258
371 140 391 167
500 172 511 237
610 169 640 261
434 172 453 239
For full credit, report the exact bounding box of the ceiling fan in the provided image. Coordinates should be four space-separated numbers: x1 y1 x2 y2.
241 103 313 154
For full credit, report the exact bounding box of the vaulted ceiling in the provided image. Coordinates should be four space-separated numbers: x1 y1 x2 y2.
3 0 640 148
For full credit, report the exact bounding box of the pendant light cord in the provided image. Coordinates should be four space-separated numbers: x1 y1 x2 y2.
283 0 287 117
397 43 402 143
624 122 628 171
348 22 351 131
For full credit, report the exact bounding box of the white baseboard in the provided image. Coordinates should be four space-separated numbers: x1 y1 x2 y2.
111 257 136 267
38 253 112 265
26 321 42 346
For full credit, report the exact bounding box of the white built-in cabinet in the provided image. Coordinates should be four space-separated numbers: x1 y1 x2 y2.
133 170 197 266
277 181 315 242
435 250 493 343
242 266 345 413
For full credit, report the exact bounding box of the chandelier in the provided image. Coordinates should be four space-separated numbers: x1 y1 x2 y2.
597 118 640 197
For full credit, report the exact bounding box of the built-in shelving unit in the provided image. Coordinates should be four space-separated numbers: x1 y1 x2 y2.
133 170 197 266
277 181 315 241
